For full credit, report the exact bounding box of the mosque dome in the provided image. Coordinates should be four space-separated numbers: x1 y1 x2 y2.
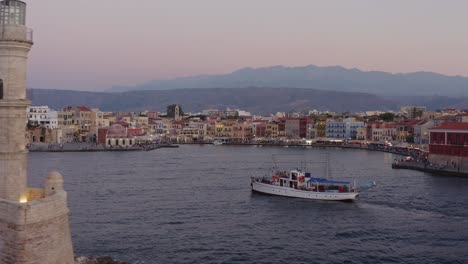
107 124 127 138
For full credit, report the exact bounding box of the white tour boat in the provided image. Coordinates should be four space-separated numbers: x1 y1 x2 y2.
251 169 375 201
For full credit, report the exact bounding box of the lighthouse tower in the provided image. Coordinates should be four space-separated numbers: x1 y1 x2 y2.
0 1 74 263
0 0 31 202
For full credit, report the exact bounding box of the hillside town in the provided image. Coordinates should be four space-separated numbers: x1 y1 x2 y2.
26 104 466 146
26 104 468 175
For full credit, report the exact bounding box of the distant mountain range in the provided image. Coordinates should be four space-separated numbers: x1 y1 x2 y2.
28 87 468 114
109 65 468 97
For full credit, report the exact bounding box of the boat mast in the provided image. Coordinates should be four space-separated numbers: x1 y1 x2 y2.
272 154 278 172
325 153 330 179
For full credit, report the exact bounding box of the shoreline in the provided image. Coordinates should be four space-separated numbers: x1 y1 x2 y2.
179 142 423 156
28 144 179 153
30 141 468 177
392 162 468 177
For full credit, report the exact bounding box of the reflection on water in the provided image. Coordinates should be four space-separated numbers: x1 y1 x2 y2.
28 145 468 264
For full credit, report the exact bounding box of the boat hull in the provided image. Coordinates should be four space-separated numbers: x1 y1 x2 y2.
251 181 358 201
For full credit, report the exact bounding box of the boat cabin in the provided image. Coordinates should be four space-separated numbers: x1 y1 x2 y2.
271 170 353 193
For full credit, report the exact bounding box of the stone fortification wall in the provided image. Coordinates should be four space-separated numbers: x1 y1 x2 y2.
428 154 468 173
0 191 74 264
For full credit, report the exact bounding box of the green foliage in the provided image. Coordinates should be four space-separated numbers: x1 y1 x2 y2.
379 112 395 122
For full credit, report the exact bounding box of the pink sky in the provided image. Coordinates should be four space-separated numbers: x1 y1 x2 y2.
24 0 468 91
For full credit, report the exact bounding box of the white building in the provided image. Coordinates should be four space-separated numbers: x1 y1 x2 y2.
326 118 365 140
27 105 59 129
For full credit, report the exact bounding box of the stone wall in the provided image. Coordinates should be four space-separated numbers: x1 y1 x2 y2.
428 154 468 173
0 191 74 264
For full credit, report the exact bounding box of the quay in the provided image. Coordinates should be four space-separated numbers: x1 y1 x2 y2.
29 143 179 152
180 141 425 157
392 161 468 177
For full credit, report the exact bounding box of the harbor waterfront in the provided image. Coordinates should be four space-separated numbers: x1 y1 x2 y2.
28 145 468 264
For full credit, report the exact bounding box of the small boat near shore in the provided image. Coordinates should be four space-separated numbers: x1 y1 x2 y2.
251 169 375 202
213 140 223 146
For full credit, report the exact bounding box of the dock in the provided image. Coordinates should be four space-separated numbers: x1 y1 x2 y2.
392 162 468 177
29 143 179 152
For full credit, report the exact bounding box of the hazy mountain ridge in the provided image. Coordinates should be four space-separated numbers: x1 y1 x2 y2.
28 87 468 114
109 65 468 96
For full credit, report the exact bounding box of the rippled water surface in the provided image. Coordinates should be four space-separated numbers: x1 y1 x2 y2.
28 145 468 264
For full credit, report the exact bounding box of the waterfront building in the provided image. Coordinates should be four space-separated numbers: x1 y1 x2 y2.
326 119 346 139
266 122 279 138
307 123 317 139
27 126 52 143
51 127 75 144
356 127 367 141
64 106 96 141
315 120 327 138
178 122 207 142
368 122 397 142
278 121 286 138
428 122 468 172
281 117 308 139
395 119 423 143
231 121 253 143
57 109 74 127
27 105 58 129
0 1 74 262
285 118 301 139
253 121 267 138
413 120 433 145
215 119 235 138
103 124 137 147
326 118 364 140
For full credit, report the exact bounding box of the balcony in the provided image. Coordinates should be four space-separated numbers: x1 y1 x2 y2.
0 25 33 43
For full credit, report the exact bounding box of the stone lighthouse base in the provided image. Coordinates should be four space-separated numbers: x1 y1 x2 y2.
0 191 74 264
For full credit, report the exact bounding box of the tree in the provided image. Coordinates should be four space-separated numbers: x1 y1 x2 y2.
379 112 395 122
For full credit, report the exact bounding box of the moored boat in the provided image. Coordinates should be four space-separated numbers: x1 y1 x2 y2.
213 140 223 145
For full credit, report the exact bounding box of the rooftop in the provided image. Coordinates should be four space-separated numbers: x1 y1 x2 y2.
430 122 468 131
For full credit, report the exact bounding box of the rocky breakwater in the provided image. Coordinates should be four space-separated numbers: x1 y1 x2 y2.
75 256 130 264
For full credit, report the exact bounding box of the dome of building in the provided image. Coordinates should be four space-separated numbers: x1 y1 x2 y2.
46 171 64 181
107 124 127 138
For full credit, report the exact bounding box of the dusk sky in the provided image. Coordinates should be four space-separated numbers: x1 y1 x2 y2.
26 0 468 91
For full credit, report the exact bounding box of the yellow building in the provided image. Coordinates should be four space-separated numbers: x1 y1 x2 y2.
266 123 279 138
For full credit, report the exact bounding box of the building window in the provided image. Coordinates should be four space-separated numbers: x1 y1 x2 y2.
0 79 3 99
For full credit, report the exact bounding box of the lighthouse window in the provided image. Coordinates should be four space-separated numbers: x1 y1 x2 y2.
0 79 3 99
